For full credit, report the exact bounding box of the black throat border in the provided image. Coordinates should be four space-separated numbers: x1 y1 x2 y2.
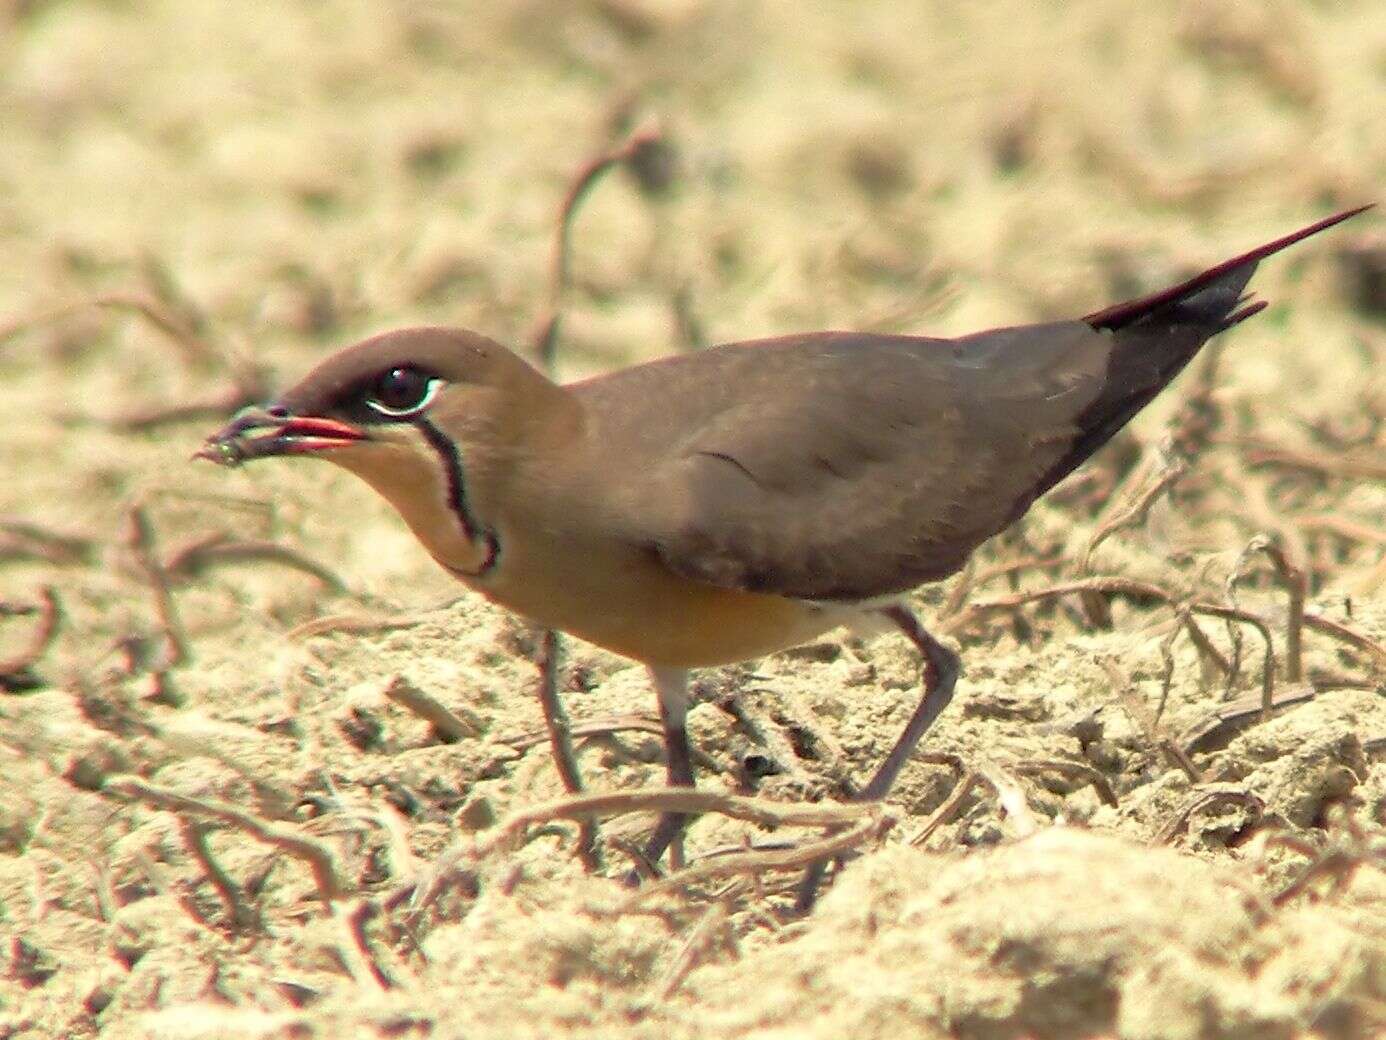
414 417 499 577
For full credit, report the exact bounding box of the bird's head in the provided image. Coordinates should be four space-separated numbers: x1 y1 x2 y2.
198 326 572 577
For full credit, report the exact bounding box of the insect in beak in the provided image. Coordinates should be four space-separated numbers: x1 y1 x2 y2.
194 406 366 467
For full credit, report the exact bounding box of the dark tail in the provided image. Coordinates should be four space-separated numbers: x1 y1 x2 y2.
1083 204 1372 332
1030 205 1371 500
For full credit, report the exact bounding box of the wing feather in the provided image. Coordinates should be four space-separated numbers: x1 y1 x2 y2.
577 325 1113 601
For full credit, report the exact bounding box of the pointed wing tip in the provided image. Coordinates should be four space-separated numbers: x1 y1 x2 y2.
1084 204 1374 331
1278 202 1375 245
1327 202 1376 223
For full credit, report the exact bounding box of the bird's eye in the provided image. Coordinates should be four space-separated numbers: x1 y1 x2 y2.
366 367 441 418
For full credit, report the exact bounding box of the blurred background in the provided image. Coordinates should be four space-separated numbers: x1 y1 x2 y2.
1 3 1383 1038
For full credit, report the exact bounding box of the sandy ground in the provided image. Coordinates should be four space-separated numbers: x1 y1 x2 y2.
1 1 1384 1037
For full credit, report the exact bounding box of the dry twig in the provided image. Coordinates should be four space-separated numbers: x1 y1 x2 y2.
1150 606 1231 721
122 505 187 672
504 713 665 751
624 812 891 906
647 882 742 1002
529 118 666 371
162 533 344 591
1296 514 1386 547
1272 847 1370 906
1244 536 1307 685
179 817 259 931
938 575 1171 636
71 281 271 429
502 713 728 777
103 381 268 433
947 575 1278 705
1076 450 1187 626
534 628 600 872
104 775 349 909
79 292 210 367
339 900 397 990
940 554 1067 619
1158 786 1265 844
481 787 876 860
381 675 483 741
1239 440 1386 482
1101 658 1204 783
400 788 883 920
1179 611 1233 679
286 613 429 641
908 771 985 848
1302 611 1386 672
0 586 60 688
1179 684 1317 755
1262 803 1384 907
0 518 94 565
1013 757 1119 808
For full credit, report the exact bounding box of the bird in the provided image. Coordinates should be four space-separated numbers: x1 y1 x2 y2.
199 204 1368 901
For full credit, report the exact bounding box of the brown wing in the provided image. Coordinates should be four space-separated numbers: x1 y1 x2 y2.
578 325 1117 602
573 206 1367 603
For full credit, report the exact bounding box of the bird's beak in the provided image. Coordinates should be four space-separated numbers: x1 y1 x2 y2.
195 406 366 468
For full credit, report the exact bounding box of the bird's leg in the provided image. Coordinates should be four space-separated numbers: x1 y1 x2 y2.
638 666 695 872
795 604 960 910
858 606 961 800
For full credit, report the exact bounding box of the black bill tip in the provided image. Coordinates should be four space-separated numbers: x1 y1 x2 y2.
196 408 365 467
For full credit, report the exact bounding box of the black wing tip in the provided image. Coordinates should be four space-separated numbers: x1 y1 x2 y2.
1219 298 1269 330
1084 204 1374 332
